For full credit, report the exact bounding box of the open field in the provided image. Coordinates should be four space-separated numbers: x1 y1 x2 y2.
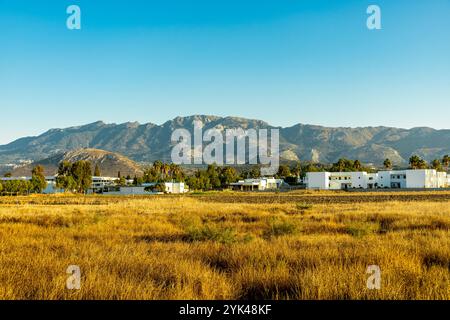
0 193 449 300
1 190 450 206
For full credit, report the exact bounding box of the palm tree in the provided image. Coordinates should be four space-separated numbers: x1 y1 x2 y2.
153 160 163 172
292 161 301 178
383 158 392 169
152 160 163 180
442 155 449 172
336 159 346 172
431 159 442 171
162 163 170 180
409 155 421 169
169 163 183 181
354 160 362 171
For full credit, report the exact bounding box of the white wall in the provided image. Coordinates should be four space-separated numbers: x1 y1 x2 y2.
306 172 330 190
406 170 432 188
306 169 448 190
106 187 147 195
165 182 186 194
350 172 367 189
389 171 407 188
377 171 391 189
437 172 447 188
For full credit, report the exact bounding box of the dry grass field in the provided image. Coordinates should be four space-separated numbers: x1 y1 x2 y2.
0 192 449 300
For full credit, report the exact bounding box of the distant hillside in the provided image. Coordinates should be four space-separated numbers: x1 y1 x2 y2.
12 149 143 177
1 115 449 166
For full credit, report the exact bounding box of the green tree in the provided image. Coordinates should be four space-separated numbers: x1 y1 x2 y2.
409 155 427 169
56 161 76 192
353 160 362 170
409 155 420 169
186 169 213 191
206 164 221 189
383 158 392 169
143 160 178 183
291 161 302 177
302 163 323 175
94 164 101 176
169 163 184 182
431 159 443 171
133 176 144 186
20 180 33 195
58 161 72 176
3 172 12 178
276 165 291 178
442 155 449 171
56 175 77 192
220 166 239 186
2 179 33 195
31 165 47 193
162 163 170 180
186 175 200 191
250 166 261 178
72 161 92 193
117 177 127 186
331 158 350 172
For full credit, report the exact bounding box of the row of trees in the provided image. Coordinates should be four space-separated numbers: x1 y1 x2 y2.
186 164 240 190
329 158 374 173
430 155 449 172
185 161 309 191
275 154 450 177
143 161 185 183
271 159 374 175
0 165 47 195
184 162 307 191
382 155 449 171
406 155 449 171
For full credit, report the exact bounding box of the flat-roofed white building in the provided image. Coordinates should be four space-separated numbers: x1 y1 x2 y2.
164 182 187 194
304 172 330 190
91 176 117 190
229 178 284 191
306 169 448 190
100 186 148 195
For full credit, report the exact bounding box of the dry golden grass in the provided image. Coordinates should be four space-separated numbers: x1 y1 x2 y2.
0 194 449 300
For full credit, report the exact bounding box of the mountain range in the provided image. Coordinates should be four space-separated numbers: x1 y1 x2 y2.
1 115 449 168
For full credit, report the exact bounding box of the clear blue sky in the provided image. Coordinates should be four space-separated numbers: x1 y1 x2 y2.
1 0 449 144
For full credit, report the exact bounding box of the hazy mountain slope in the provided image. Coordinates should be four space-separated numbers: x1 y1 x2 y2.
1 115 449 166
11 149 143 177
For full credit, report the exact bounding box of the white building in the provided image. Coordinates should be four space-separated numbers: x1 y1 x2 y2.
306 169 449 190
100 186 149 195
229 178 284 191
98 181 187 195
91 176 118 191
164 182 187 194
